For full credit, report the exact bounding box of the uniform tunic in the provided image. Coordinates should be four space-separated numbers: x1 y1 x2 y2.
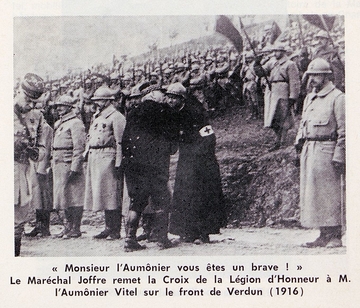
263 56 300 128
295 82 345 227
52 111 86 210
169 95 227 239
14 105 49 223
84 104 126 211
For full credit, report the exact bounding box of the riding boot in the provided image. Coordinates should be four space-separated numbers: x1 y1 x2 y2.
154 212 174 249
56 208 72 238
24 209 42 237
107 210 121 240
136 213 155 242
125 210 145 251
14 224 24 257
93 210 112 239
69 207 83 238
40 210 51 237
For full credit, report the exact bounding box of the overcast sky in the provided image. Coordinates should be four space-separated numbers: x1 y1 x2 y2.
14 16 217 79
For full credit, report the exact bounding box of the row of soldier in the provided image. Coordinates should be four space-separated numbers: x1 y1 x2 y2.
14 69 226 255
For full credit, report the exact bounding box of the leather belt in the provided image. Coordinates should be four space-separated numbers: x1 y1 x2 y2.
53 146 73 151
89 145 113 149
305 136 336 141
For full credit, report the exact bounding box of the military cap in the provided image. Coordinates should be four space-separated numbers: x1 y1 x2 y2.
164 68 172 75
150 72 158 77
55 95 75 107
91 87 115 100
21 73 44 99
166 82 187 98
314 30 329 39
85 79 92 84
176 62 185 69
51 86 59 91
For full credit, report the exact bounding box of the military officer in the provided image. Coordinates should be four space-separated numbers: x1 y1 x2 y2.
122 89 178 251
84 87 126 240
14 73 48 255
294 58 345 248
52 95 86 239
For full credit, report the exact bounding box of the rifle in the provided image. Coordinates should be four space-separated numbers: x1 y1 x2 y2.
239 17 272 91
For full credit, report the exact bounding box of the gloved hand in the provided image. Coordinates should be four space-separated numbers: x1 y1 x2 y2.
332 161 345 174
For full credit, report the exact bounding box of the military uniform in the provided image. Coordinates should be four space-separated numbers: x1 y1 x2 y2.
295 82 345 228
122 90 178 250
84 104 126 211
53 107 86 238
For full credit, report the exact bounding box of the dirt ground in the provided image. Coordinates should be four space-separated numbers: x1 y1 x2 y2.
21 224 346 257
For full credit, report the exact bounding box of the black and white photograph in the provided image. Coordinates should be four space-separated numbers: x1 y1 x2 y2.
13 13 346 257
3 0 360 307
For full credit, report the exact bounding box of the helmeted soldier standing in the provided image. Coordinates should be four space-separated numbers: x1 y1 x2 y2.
294 58 345 248
52 95 86 239
84 87 126 240
255 44 300 151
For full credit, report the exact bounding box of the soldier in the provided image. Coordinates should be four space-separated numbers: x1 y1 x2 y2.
52 95 86 239
312 30 344 92
189 64 207 110
122 89 178 251
255 44 300 151
294 58 345 248
84 87 126 240
14 73 48 255
171 62 190 86
241 51 259 120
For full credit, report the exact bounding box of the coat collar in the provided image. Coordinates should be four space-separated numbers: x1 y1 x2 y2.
54 110 77 130
95 104 116 119
314 81 336 97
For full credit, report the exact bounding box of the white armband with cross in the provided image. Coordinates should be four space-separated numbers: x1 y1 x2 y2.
199 125 214 137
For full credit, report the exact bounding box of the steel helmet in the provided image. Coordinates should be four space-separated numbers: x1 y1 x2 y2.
306 58 332 75
166 82 187 98
55 95 75 107
91 87 115 100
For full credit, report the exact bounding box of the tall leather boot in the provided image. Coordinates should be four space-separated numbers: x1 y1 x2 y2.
93 210 112 239
15 224 24 257
107 210 121 240
56 208 72 238
69 207 83 238
154 212 174 249
136 213 155 242
24 210 42 237
40 210 51 237
125 210 145 251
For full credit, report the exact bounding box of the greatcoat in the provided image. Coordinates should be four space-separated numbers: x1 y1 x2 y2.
263 56 300 128
295 82 345 227
84 104 126 211
52 111 86 210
